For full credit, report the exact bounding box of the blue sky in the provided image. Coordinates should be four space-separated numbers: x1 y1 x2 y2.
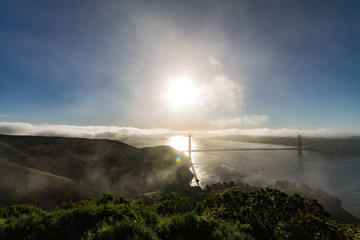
1 0 360 134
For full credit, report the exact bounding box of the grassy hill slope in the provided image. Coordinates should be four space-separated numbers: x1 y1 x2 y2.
0 158 103 209
0 134 193 209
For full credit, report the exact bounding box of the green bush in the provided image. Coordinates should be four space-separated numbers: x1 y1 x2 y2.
156 193 193 216
212 221 252 240
157 211 213 240
0 188 355 240
196 188 343 239
0 212 47 240
95 193 115 205
0 204 48 218
44 201 151 239
86 221 158 240
274 214 346 240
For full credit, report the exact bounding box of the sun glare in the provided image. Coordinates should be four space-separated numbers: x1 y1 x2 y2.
168 136 188 152
167 77 197 108
168 135 198 157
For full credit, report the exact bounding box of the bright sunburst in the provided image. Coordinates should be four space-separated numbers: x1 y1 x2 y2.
168 136 188 151
167 77 197 108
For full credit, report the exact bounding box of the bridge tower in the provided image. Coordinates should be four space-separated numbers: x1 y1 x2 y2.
188 135 200 185
189 135 191 160
297 135 303 157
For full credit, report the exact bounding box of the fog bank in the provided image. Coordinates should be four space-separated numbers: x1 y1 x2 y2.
1 122 359 139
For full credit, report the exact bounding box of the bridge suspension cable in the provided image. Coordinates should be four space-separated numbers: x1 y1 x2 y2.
191 136 233 149
187 135 306 154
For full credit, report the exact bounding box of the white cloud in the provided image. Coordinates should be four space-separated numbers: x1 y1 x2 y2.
198 75 244 113
208 56 222 67
210 115 269 128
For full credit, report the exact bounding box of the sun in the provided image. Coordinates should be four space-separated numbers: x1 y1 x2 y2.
167 77 197 108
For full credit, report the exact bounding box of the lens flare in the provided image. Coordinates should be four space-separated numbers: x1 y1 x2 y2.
176 156 181 162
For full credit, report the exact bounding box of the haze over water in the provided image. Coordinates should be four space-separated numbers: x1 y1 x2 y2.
122 136 360 219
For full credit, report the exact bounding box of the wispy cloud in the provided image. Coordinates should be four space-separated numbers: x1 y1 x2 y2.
211 115 269 128
94 2 248 129
208 56 222 67
198 75 244 114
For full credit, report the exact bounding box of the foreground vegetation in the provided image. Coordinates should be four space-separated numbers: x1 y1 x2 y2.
1 187 359 240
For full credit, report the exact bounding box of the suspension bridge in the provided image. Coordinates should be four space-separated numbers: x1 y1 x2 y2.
185 135 305 186
186 135 305 156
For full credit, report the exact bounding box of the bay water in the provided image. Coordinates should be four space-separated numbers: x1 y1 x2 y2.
121 136 360 219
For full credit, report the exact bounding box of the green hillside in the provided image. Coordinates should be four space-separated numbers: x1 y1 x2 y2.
0 134 193 209
0 158 103 209
0 158 72 185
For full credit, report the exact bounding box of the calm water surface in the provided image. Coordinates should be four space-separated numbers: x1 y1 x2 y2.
121 136 360 218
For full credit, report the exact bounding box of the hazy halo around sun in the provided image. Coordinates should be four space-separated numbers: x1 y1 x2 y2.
167 77 198 108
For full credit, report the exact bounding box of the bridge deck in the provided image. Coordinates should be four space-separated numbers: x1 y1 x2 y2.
187 148 309 152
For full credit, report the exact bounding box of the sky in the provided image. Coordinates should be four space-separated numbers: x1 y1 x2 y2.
1 0 360 136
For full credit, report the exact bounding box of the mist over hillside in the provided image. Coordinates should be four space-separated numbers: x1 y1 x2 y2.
0 134 193 209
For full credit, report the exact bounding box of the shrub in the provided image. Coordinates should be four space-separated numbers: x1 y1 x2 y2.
157 212 213 240
196 188 343 239
0 188 353 240
86 221 158 240
212 221 252 240
0 212 47 240
156 193 193 216
0 204 47 218
274 214 347 240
